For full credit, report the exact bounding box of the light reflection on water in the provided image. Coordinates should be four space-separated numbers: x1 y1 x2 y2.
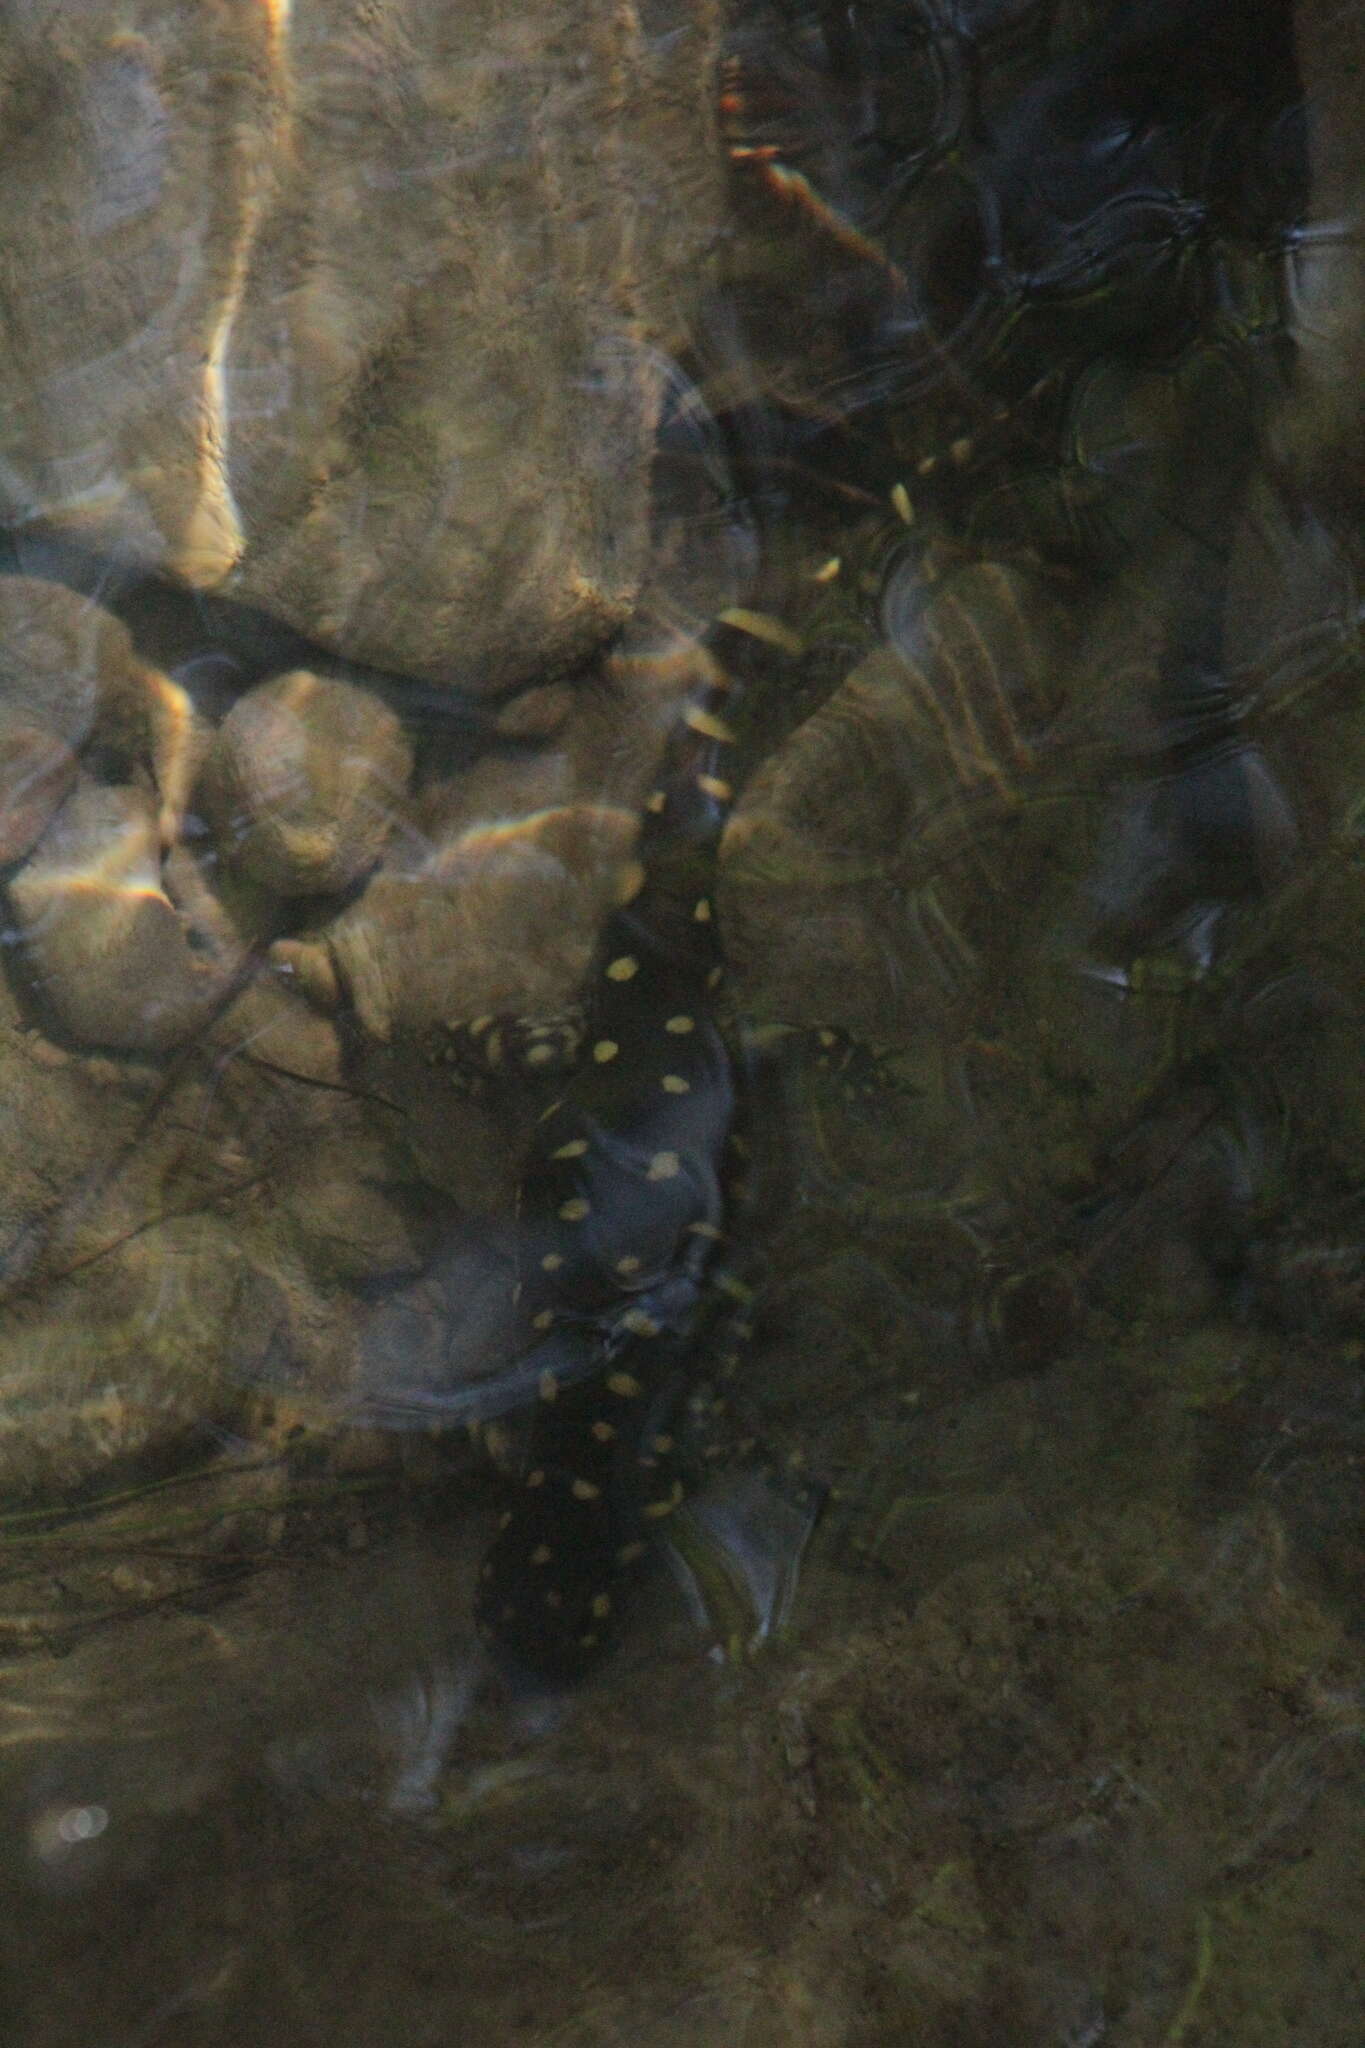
2 0 1365 2041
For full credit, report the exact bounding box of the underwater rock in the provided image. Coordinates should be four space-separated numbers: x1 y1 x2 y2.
0 1212 337 1500
278 1138 431 1287
0 1 725 693
718 560 1073 1036
0 576 134 754
0 734 539 1504
491 683 577 743
7 779 240 1054
0 987 145 1303
275 798 642 1047
0 942 446 1495
205 668 413 896
0 720 78 866
0 577 202 850
272 648 709 1050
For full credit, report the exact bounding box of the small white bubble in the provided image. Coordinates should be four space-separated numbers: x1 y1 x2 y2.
33 1801 112 1860
57 1805 108 1845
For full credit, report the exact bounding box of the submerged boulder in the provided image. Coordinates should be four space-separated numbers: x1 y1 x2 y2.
0 0 725 693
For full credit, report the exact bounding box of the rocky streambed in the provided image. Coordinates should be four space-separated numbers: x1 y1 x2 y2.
1 2 1364 2044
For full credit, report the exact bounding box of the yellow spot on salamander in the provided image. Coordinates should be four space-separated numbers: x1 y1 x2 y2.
616 1541 646 1566
541 1252 564 1272
687 1220 722 1240
526 1469 546 1487
592 1040 620 1064
525 1042 557 1066
539 1370 559 1400
644 1481 686 1520
664 1015 696 1035
645 790 667 814
812 555 841 583
530 1544 553 1565
684 705 738 744
693 897 712 923
558 1196 591 1221
571 1477 601 1501
661 1074 690 1094
622 1308 661 1336
552 1138 589 1160
591 1420 616 1442
590 1593 612 1619
891 481 914 524
607 1371 642 1398
468 1016 492 1036
707 965 723 989
652 1434 674 1454
697 776 731 803
606 956 638 981
532 1310 555 1331
647 1152 680 1182
717 608 804 657
616 1254 643 1275
715 1271 756 1304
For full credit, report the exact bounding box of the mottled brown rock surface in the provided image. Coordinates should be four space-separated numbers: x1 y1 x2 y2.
0 0 725 691
0 953 444 1497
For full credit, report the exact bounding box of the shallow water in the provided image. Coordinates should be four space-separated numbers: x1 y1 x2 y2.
2 2 1364 2043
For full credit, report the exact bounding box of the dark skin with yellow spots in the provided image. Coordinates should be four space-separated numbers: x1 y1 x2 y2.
475 673 743 1684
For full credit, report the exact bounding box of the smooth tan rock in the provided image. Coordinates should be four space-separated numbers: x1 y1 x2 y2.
0 1 725 692
278 800 641 1043
207 669 413 895
0 577 118 746
0 577 203 846
271 640 714 1045
8 780 239 1054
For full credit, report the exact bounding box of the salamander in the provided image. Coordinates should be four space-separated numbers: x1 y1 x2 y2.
473 660 747 1683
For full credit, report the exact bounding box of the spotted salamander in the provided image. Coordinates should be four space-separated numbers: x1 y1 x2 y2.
473 660 747 1683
